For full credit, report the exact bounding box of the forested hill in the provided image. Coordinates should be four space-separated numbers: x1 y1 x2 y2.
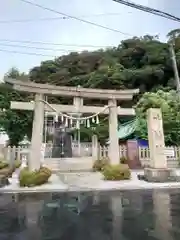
1 30 180 145
29 35 176 93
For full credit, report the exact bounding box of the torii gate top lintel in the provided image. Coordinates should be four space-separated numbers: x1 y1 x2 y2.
4 77 139 100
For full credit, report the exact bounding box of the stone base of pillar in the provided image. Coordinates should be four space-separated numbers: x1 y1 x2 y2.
144 168 180 182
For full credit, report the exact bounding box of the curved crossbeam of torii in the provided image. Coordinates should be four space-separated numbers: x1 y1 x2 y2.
5 77 139 171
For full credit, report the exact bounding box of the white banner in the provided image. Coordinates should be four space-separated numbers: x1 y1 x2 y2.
21 155 27 169
40 143 46 165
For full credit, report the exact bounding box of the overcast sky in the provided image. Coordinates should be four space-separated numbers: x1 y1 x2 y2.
0 0 180 79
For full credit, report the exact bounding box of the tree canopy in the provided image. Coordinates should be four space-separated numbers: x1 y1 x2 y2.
29 35 174 92
0 68 32 145
1 30 180 145
135 90 180 145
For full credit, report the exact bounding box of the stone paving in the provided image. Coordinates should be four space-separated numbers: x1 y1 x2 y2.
58 172 103 188
2 169 180 193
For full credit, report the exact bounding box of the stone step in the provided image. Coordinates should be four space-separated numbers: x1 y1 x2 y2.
44 157 93 172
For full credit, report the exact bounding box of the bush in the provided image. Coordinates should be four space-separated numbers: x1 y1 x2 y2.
0 159 21 178
19 167 52 187
0 161 9 170
102 164 131 181
14 160 21 168
92 157 109 172
0 159 21 170
120 156 128 164
40 166 52 176
0 167 15 178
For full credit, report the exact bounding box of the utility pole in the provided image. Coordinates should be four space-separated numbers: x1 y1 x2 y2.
169 42 180 93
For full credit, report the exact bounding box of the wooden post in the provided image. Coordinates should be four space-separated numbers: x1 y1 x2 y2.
17 146 21 161
7 146 11 162
92 135 98 160
0 144 4 159
10 145 16 168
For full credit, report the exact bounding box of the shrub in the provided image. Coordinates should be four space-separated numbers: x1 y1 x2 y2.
14 160 21 168
19 167 52 187
0 167 15 177
0 159 21 178
0 161 8 170
0 159 21 170
92 157 109 172
120 156 128 164
19 168 33 187
102 164 131 181
40 166 52 176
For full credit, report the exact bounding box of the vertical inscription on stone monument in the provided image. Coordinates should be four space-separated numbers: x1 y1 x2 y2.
147 108 167 168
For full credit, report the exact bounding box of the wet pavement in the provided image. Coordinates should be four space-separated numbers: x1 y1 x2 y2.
0 189 180 239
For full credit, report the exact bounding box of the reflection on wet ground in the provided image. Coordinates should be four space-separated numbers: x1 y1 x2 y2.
0 189 180 239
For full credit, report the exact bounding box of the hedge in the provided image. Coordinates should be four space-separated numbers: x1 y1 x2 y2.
0 167 15 178
120 156 128 164
0 159 21 178
102 164 131 181
92 157 109 172
19 167 52 187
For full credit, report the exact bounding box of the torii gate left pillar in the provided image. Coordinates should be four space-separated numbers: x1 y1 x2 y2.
29 93 44 171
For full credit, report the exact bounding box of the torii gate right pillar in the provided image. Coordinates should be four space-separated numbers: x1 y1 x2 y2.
108 99 119 165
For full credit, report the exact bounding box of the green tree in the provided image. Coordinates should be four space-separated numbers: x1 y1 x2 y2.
0 68 32 145
135 90 180 145
5 67 28 81
167 29 180 42
28 35 175 94
4 31 180 144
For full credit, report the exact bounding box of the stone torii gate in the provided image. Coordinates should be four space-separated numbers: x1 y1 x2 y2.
5 78 139 171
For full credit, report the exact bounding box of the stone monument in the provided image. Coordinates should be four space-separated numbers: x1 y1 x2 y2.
144 108 178 182
147 108 166 168
52 121 72 158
